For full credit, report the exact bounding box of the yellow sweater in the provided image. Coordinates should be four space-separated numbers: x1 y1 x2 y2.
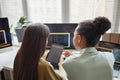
38 58 64 80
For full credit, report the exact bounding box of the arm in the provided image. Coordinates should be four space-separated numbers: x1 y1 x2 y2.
58 57 68 80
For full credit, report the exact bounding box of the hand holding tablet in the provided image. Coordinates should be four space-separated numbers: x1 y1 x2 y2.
46 44 64 69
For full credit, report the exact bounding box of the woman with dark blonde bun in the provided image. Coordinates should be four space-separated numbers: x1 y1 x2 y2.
63 17 114 80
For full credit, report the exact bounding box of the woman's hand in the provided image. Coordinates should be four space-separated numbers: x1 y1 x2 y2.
63 50 72 57
42 51 49 59
58 56 64 66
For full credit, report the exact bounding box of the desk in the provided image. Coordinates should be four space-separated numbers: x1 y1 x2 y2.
0 46 19 80
0 46 119 80
0 46 19 71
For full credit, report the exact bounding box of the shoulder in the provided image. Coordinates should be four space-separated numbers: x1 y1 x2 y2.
38 58 52 69
98 51 115 68
38 58 54 75
98 51 115 61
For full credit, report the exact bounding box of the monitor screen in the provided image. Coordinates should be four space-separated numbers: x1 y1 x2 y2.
48 33 70 48
0 17 12 48
45 23 78 49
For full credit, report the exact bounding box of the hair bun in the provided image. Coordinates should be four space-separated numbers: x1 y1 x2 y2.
93 16 111 35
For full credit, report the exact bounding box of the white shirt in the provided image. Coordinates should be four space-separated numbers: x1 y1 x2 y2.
63 47 115 80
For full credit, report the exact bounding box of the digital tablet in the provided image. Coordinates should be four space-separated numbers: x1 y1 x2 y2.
46 44 64 69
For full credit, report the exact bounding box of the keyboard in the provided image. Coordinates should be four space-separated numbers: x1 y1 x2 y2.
113 63 120 78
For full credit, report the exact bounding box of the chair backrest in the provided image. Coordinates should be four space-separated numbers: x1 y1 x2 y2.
102 33 120 44
96 33 120 51
2 66 13 80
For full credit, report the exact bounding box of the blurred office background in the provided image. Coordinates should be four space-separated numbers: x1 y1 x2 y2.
0 0 120 32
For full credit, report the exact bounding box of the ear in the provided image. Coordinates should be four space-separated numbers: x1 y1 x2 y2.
77 35 82 44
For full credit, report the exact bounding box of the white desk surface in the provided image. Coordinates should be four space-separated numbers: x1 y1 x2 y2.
0 46 119 80
0 46 19 71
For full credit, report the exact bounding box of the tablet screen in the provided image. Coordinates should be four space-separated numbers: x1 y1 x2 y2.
46 44 64 64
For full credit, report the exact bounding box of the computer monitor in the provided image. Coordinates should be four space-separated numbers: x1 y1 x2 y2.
45 23 78 49
48 33 70 48
0 17 12 48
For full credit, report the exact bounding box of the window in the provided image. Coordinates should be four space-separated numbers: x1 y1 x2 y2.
69 0 95 23
0 0 23 26
27 0 62 23
27 0 106 23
